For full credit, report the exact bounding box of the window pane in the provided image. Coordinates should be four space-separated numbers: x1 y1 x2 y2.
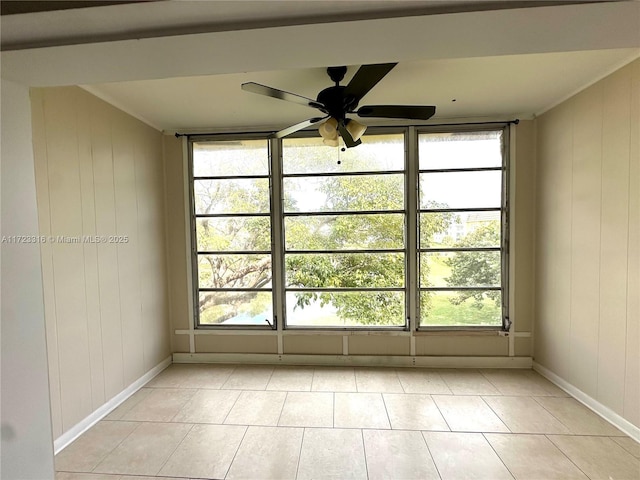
198 254 272 289
420 171 501 209
283 174 403 213
196 217 271 251
286 253 404 288
194 178 270 214
286 291 404 327
193 139 268 177
285 214 404 250
420 212 500 248
420 251 500 288
419 131 502 170
283 134 404 174
420 290 501 326
199 291 273 325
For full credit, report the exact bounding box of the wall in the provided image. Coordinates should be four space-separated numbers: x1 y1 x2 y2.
30 86 171 440
1 79 56 479
534 59 639 427
164 124 536 362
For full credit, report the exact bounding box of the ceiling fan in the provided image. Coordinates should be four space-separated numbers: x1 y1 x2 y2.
241 63 436 148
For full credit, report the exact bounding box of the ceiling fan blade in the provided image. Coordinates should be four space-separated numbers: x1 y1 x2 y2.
273 116 328 139
242 82 324 110
357 105 436 120
343 63 397 104
337 120 361 148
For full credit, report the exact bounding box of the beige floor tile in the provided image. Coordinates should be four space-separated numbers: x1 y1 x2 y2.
396 369 452 394
480 369 564 396
383 393 449 431
221 365 274 390
93 422 192 476
278 392 333 427
266 366 314 391
526 370 570 396
438 369 501 395
363 429 440 480
354 368 404 393
334 392 391 429
297 428 367 480
548 435 640 480
103 388 153 420
433 395 509 432
55 421 138 472
226 426 304 480
612 436 640 459
424 431 513 480
535 397 625 435
56 473 119 480
145 364 203 388
120 387 196 422
483 396 571 434
486 433 588 479
170 388 240 423
158 424 246 479
177 364 235 389
312 367 357 392
224 390 286 426
120 477 184 480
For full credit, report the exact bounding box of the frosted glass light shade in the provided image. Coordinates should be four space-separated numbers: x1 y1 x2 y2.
346 119 367 141
319 117 338 140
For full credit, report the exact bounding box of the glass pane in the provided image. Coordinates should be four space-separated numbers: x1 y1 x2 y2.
198 254 272 289
286 253 404 288
420 290 502 326
420 171 502 209
420 251 500 288
420 212 500 248
199 291 273 326
194 178 269 214
196 217 271 251
193 139 268 177
283 174 403 213
285 213 404 250
283 134 404 174
286 291 404 327
419 130 503 170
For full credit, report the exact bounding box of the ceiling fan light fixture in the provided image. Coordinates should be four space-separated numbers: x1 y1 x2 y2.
319 117 338 140
345 118 367 142
323 137 340 147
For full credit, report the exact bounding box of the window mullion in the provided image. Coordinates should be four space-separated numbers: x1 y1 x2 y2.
407 126 418 333
269 137 286 340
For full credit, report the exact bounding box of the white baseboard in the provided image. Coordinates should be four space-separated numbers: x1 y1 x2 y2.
173 353 532 369
533 362 640 442
53 356 172 454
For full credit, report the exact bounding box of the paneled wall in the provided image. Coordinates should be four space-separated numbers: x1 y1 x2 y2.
535 59 639 427
164 123 535 359
31 86 171 439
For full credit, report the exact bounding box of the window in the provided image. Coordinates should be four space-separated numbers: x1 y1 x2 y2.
282 134 406 327
191 139 274 326
189 127 507 329
417 130 506 327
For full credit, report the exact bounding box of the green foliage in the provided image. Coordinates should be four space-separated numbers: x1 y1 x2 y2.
444 220 501 308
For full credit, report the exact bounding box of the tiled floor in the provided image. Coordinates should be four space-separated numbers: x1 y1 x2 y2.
55 364 640 480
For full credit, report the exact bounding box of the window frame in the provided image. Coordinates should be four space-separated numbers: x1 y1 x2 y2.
187 125 509 331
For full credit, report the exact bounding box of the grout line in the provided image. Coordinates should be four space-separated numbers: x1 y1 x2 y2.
221 390 244 425
380 393 393 430
295 428 307 480
544 433 592 479
530 396 574 434
276 391 289 426
481 432 516 479
478 395 511 433
429 394 452 432
222 424 249 479
154 422 196 476
420 430 443 479
360 429 370 480
90 420 143 473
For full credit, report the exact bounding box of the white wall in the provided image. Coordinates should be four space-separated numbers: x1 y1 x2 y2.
0 80 55 479
30 87 171 440
535 59 639 428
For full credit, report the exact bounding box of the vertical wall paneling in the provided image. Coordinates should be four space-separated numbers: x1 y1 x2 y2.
31 86 170 441
44 89 93 431
597 68 631 413
535 59 639 428
624 59 640 427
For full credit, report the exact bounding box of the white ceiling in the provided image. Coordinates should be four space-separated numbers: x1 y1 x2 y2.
3 0 639 133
